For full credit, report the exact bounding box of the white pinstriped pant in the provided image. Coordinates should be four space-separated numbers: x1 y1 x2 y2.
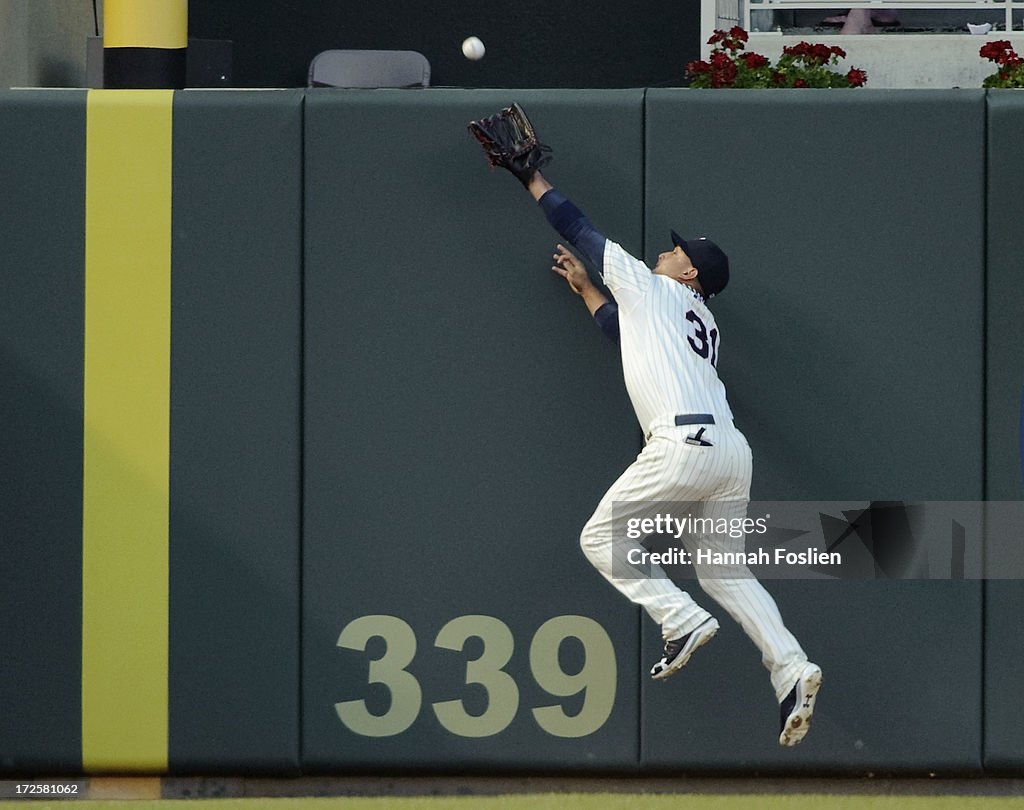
579 420 808 701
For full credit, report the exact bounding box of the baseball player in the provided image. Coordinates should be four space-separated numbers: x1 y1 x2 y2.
468 104 822 747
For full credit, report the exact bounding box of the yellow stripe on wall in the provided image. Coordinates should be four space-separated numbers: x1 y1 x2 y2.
83 89 173 773
104 0 189 50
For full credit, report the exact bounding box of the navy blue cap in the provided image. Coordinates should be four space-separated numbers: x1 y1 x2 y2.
671 230 730 298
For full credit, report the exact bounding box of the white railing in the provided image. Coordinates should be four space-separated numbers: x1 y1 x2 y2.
703 0 1020 50
705 0 741 33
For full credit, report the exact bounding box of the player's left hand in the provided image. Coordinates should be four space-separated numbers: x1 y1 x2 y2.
551 244 593 296
467 102 552 187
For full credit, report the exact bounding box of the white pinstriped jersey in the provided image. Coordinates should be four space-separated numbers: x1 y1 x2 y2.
601 240 736 435
585 241 809 699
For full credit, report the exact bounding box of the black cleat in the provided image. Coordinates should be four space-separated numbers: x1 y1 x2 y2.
650 617 719 681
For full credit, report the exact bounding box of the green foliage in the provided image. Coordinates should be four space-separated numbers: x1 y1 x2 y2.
980 40 1024 88
687 27 867 89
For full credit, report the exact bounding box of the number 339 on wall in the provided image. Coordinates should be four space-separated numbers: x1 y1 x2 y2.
334 614 617 739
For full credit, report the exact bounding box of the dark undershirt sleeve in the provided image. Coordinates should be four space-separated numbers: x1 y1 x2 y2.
537 189 618 344
538 188 607 267
593 302 620 344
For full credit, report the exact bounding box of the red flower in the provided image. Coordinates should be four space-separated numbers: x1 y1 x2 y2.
811 43 833 62
846 67 868 87
741 52 769 69
710 60 738 87
725 38 745 53
980 40 1014 62
689 26 867 90
729 25 750 43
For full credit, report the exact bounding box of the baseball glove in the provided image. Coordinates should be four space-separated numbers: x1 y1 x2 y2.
467 102 552 186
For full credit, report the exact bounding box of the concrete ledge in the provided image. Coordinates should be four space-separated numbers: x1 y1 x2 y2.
749 31 1024 87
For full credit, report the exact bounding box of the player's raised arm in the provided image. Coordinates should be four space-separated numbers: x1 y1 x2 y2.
468 102 649 299
468 103 607 267
551 244 620 343
551 244 605 311
526 171 553 201
530 173 607 270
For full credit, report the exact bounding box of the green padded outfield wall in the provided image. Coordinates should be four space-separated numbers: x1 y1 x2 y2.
166 90 302 773
0 89 87 773
984 91 1024 772
1 88 1016 776
0 89 302 773
302 90 644 771
640 90 985 772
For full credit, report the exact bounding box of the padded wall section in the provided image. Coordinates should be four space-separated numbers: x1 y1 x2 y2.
167 90 303 772
641 90 985 772
0 89 302 774
0 89 87 774
3 86 1015 777
303 90 644 771
984 91 1024 501
983 90 1024 771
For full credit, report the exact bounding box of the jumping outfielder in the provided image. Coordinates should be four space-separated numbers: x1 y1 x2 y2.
469 104 821 746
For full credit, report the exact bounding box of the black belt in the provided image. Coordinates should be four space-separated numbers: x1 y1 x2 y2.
674 414 715 426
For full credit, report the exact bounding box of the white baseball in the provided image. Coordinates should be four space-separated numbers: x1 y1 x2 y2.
462 36 485 61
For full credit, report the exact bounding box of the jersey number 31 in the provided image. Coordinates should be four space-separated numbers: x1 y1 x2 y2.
686 310 719 367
